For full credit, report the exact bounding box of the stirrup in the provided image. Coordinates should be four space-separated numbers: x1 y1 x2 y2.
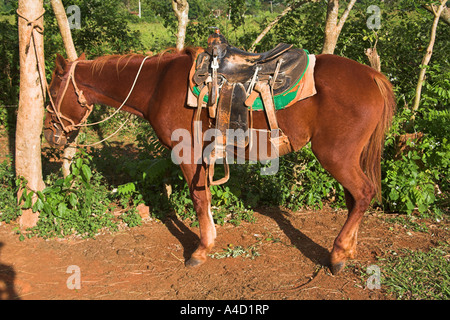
206 146 230 186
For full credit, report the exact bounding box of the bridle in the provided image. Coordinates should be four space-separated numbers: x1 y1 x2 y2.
16 8 150 146
46 60 93 134
46 56 151 146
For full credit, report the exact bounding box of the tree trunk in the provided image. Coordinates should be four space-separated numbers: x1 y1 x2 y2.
410 0 446 125
51 0 79 177
365 34 381 72
365 46 381 72
51 0 77 60
322 0 357 54
16 0 46 228
172 0 189 51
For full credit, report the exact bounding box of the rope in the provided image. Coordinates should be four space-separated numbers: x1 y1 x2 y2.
16 9 45 54
16 9 150 148
74 114 132 147
17 9 48 100
75 55 151 128
69 55 151 147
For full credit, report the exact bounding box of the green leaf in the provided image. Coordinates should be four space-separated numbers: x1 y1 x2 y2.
418 203 428 214
32 198 44 213
37 191 45 201
43 202 52 215
58 203 67 216
81 164 92 183
76 157 83 169
69 193 77 207
23 191 33 209
389 189 399 201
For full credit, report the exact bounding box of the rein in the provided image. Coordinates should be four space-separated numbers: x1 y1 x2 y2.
47 56 151 147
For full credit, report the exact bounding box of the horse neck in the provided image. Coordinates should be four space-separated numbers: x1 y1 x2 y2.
73 55 164 118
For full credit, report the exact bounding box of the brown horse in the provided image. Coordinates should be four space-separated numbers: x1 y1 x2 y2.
44 48 395 274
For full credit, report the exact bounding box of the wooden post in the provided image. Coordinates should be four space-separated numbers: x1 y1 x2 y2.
16 0 46 228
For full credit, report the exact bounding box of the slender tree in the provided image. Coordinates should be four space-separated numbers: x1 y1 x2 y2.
51 0 77 60
16 0 46 228
322 0 357 54
172 0 189 51
422 3 450 26
410 0 447 124
51 0 79 177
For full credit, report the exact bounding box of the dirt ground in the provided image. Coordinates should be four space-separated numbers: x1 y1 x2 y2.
0 136 448 302
1 205 447 301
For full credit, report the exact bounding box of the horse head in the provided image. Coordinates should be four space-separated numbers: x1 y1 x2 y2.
44 53 89 147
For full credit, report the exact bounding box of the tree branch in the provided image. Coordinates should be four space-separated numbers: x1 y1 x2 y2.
250 0 320 52
336 0 357 33
422 4 450 26
51 0 77 60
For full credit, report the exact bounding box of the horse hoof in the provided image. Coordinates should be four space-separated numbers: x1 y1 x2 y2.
330 261 345 275
185 257 205 268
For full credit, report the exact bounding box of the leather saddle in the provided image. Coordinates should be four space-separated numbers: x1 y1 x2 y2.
192 31 308 185
194 32 307 97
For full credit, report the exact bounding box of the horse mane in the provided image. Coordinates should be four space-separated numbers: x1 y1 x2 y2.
89 47 198 76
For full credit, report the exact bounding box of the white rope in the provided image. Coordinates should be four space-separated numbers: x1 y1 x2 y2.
75 55 151 128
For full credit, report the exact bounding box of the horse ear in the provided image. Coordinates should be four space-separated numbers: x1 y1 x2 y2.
77 52 86 60
55 53 68 75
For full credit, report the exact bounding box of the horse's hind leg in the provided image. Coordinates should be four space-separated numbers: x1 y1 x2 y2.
179 162 216 267
311 144 376 275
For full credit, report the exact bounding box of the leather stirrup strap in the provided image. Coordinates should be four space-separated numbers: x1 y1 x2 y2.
254 82 280 131
254 81 293 157
194 85 209 146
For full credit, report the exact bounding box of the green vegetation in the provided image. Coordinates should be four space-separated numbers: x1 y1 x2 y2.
0 0 449 301
210 243 261 260
1 0 448 231
379 243 450 300
1 150 143 239
0 1 449 299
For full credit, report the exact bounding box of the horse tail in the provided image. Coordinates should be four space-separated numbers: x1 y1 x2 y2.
361 73 396 203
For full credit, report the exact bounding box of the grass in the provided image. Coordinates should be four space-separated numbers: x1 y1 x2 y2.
383 214 430 233
210 243 261 260
128 20 174 52
378 242 450 300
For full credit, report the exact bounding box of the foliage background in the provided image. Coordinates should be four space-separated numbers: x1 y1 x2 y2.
0 0 449 232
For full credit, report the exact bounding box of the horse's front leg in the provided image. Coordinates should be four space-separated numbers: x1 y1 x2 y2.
179 162 216 267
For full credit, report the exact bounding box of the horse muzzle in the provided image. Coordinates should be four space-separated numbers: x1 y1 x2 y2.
44 115 70 147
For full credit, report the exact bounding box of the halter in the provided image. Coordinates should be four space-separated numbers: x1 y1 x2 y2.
46 60 93 133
